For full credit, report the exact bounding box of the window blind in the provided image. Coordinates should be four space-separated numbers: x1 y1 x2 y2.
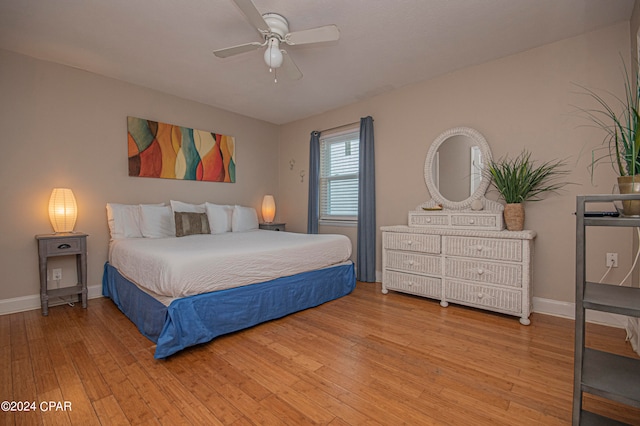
319 130 360 222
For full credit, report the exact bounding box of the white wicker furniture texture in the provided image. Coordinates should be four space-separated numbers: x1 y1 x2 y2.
409 208 504 231
419 126 504 230
381 225 536 325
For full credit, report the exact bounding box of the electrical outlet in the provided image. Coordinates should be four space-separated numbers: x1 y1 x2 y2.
606 253 618 268
52 268 62 281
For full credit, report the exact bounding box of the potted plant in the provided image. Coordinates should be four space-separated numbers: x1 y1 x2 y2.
576 59 640 215
487 150 570 231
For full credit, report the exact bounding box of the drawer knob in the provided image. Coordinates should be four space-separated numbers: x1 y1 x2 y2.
405 240 413 245
405 282 413 287
408 260 415 266
469 219 475 224
476 245 483 252
426 218 431 223
57 243 71 249
477 268 484 275
477 293 484 299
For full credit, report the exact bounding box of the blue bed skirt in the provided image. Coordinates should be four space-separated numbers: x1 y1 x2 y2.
102 262 356 359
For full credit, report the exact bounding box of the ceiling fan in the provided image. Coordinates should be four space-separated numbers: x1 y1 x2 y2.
213 0 340 82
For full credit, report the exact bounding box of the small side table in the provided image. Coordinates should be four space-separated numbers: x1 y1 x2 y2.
259 222 286 232
35 232 88 316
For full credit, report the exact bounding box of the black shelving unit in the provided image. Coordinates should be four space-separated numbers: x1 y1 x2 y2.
574 194 640 425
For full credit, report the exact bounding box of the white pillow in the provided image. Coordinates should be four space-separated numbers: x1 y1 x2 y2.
232 205 259 232
139 205 174 238
106 203 164 239
205 203 231 234
170 200 205 213
223 205 234 231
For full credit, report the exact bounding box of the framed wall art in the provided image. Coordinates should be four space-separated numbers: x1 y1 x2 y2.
127 116 236 183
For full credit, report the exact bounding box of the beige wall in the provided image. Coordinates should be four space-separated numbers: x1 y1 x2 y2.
1 21 636 308
632 1 640 65
0 49 280 301
279 22 633 303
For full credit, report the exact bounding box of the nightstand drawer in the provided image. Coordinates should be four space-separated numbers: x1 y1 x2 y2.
259 223 286 231
42 237 84 255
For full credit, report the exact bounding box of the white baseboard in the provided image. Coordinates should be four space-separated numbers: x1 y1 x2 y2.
533 296 628 328
0 284 103 315
0 286 632 331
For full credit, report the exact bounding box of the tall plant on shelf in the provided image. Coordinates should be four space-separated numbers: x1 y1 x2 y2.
487 150 570 231
575 58 640 215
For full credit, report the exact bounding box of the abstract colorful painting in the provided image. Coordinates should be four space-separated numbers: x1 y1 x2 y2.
127 116 236 183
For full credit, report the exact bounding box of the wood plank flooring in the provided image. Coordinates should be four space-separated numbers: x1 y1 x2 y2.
3 281 640 425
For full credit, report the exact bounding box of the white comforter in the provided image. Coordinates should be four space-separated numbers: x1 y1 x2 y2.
109 230 352 297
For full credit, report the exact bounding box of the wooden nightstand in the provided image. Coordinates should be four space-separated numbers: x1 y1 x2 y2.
35 232 88 316
259 222 286 231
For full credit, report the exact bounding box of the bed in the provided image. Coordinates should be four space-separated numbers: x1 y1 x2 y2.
102 201 355 359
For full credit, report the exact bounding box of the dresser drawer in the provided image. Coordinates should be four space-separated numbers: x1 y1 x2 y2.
408 211 503 230
383 232 440 254
408 212 449 227
385 251 441 275
41 237 84 256
445 257 522 288
444 280 522 314
450 214 498 229
384 271 440 298
443 236 522 262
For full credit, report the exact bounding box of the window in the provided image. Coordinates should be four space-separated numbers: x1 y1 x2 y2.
319 129 360 224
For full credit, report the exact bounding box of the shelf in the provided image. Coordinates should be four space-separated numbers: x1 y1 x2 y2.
581 348 640 409
583 282 640 317
579 410 630 426
46 284 83 299
574 194 640 424
584 216 640 227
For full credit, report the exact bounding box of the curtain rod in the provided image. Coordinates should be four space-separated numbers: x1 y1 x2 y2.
317 120 360 134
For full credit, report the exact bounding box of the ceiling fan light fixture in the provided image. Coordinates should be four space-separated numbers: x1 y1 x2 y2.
215 1 339 82
264 38 283 69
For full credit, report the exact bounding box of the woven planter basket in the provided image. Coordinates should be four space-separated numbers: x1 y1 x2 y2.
504 203 525 231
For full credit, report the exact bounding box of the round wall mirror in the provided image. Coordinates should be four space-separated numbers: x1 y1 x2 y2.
424 127 492 210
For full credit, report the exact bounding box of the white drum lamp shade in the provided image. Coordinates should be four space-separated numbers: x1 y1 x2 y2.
262 195 276 223
48 188 77 233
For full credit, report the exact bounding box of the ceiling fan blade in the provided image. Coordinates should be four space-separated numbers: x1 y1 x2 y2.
213 42 263 58
280 50 302 80
232 0 270 34
285 25 340 45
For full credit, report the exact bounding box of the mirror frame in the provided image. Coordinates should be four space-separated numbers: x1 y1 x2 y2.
424 127 492 210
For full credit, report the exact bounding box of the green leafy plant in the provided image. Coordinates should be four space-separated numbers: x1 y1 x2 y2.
574 59 640 178
487 150 570 204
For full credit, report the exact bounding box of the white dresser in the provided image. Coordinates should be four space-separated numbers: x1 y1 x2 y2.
395 126 537 324
381 224 536 325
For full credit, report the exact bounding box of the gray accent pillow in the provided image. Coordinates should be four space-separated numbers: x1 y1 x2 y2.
174 212 210 237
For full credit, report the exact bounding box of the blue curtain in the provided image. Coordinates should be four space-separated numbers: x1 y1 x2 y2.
307 131 320 234
357 116 376 282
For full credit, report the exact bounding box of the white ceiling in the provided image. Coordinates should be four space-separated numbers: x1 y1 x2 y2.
0 0 634 125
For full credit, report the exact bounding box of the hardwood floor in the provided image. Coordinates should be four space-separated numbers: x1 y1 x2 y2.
3 281 639 425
